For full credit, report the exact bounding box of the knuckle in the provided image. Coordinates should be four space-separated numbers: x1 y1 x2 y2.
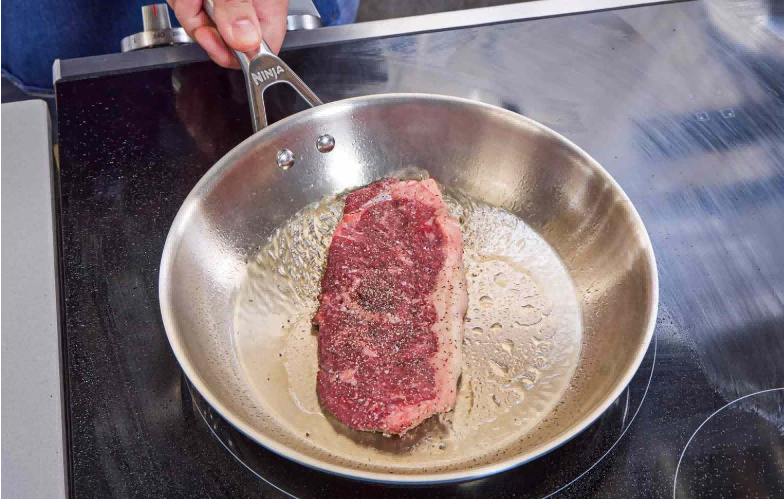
220 0 252 7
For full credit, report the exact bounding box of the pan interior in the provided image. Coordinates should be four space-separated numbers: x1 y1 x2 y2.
233 179 582 471
160 95 657 481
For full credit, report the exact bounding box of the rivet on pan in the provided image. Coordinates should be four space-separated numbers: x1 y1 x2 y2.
276 149 295 170
316 134 335 153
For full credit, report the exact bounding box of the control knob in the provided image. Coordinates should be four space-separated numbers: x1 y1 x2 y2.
121 4 192 52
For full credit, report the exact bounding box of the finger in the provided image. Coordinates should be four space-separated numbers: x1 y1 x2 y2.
167 0 200 19
213 0 262 52
192 26 241 68
168 0 240 69
167 0 203 32
253 0 289 54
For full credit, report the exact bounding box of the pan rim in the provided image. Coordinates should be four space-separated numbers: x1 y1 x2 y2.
159 92 659 484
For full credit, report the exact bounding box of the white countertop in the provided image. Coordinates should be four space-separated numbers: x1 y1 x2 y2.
1 100 67 499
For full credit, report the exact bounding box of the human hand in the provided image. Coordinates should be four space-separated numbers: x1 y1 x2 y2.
168 0 290 69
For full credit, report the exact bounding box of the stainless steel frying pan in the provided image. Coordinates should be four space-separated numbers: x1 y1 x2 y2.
159 3 658 484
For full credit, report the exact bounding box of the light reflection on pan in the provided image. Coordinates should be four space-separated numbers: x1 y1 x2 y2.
186 336 657 498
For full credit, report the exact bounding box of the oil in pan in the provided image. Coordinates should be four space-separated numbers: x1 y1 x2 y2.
232 178 582 474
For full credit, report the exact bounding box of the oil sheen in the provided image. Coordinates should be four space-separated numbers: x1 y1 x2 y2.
233 180 582 469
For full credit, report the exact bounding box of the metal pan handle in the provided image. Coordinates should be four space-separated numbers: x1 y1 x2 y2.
203 0 323 132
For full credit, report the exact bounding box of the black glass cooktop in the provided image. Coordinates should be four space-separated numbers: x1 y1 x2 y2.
55 1 784 497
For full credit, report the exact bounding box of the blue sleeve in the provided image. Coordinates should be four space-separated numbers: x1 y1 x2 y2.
312 0 359 26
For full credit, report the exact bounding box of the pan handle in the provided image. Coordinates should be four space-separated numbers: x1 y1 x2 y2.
203 0 323 132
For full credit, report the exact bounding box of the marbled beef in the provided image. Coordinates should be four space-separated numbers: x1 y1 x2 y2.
313 179 467 434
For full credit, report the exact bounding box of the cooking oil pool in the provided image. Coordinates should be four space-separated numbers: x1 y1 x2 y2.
232 181 581 468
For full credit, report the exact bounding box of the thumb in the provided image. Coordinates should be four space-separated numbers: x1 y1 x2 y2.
213 0 262 52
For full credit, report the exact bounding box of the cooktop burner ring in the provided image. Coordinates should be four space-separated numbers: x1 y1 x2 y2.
673 387 784 499
186 336 657 498
541 337 658 499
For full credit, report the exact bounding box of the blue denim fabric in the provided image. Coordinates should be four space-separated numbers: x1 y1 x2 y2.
1 1 357 94
314 0 359 26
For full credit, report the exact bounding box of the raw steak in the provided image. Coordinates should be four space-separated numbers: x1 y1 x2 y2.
313 178 467 435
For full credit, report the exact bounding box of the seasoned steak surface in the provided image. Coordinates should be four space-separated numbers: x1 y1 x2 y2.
313 178 467 434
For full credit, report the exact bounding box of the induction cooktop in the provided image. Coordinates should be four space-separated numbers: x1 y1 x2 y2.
54 1 784 497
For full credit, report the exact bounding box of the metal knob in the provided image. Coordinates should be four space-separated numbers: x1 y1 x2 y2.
142 4 173 31
121 4 192 52
286 14 322 31
286 0 322 31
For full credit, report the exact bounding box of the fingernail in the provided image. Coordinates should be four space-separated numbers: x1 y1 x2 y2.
231 19 259 46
